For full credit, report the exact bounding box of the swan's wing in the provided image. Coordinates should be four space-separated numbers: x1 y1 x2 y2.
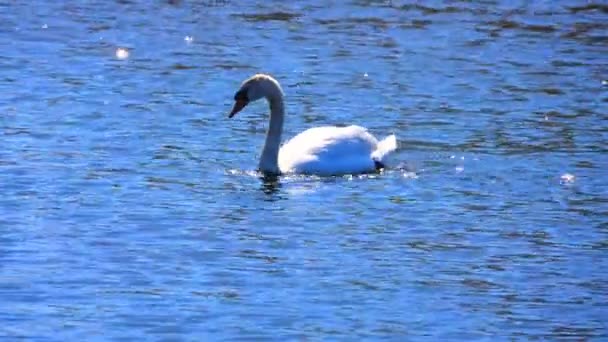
278 125 379 174
281 125 377 158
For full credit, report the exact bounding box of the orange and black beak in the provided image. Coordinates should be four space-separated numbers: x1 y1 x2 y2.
229 88 249 118
228 99 248 118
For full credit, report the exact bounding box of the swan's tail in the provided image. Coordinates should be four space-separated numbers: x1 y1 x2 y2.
371 134 398 162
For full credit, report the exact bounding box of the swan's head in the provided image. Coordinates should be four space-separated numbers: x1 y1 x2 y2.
229 74 283 118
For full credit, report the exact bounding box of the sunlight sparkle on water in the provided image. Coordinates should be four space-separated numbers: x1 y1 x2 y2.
561 173 575 184
402 171 418 179
115 48 129 60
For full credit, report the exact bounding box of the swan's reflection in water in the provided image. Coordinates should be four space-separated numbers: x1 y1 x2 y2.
258 173 326 200
259 174 281 196
229 165 416 202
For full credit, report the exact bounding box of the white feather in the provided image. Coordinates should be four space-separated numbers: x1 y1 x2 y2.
279 125 396 175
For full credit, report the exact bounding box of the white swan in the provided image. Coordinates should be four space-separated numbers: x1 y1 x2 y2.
228 74 397 176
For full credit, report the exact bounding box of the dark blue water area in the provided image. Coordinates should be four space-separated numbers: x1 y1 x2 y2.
1 0 607 340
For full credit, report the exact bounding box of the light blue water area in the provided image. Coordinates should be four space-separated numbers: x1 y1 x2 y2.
1 0 607 340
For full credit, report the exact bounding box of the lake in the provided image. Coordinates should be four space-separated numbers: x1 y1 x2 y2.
1 0 607 340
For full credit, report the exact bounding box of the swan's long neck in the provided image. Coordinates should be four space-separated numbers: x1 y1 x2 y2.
258 95 284 174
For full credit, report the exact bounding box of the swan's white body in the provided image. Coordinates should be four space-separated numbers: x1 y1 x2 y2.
278 125 397 175
229 74 397 176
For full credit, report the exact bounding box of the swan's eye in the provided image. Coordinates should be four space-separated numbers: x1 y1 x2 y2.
234 89 249 102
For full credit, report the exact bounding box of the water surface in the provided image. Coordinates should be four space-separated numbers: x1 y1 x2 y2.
1 0 607 340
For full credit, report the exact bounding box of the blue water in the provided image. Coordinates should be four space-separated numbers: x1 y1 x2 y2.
1 1 607 340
